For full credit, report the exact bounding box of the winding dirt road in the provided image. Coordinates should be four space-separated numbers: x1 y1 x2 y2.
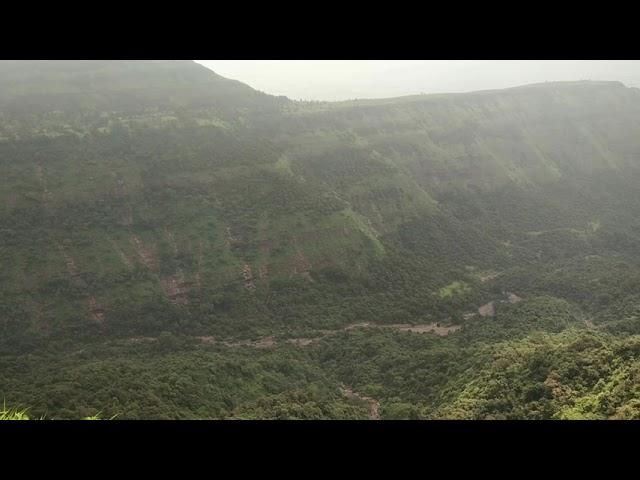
123 292 524 350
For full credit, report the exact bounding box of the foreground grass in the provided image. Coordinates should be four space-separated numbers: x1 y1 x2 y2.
0 402 113 420
0 404 30 420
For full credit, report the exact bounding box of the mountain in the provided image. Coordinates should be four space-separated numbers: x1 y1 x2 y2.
2 61 640 419
0 60 287 114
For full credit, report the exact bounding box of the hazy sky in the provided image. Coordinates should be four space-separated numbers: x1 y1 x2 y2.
195 60 640 101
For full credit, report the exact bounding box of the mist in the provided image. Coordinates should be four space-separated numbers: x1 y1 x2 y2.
195 60 640 101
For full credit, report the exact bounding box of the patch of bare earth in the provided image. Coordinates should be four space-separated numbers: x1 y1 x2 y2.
60 248 79 278
479 272 501 282
285 338 316 346
343 322 372 331
125 337 157 345
160 270 189 305
225 226 238 247
478 301 495 317
242 264 256 290
197 336 217 344
341 386 380 420
88 296 106 324
584 319 601 329
130 235 190 304
507 292 522 303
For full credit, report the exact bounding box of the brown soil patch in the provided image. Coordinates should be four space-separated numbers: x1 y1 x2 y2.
61 250 79 278
479 272 501 282
225 226 238 246
478 301 495 317
293 249 311 272
88 296 106 324
507 292 523 303
285 338 316 346
160 270 189 305
341 386 380 420
584 319 601 330
125 337 158 344
197 336 217 344
344 322 372 331
242 264 255 290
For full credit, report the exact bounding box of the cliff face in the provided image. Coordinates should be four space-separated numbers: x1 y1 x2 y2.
281 81 640 194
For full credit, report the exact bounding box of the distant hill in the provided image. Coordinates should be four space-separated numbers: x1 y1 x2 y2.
0 60 287 113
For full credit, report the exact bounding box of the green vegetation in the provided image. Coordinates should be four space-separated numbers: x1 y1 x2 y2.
438 281 471 299
0 403 30 420
2 61 640 419
0 404 110 420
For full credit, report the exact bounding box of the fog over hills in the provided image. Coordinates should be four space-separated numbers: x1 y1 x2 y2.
195 60 640 101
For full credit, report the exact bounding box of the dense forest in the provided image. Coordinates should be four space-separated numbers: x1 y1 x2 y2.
1 61 640 419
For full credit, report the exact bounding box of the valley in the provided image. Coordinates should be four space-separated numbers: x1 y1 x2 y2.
1 61 640 419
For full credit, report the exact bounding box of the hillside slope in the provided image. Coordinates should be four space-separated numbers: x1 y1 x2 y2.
0 60 287 114
2 62 640 347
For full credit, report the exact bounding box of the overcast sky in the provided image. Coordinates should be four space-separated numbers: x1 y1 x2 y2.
195 60 640 101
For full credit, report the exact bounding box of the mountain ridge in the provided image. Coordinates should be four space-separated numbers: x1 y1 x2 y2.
0 60 287 114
